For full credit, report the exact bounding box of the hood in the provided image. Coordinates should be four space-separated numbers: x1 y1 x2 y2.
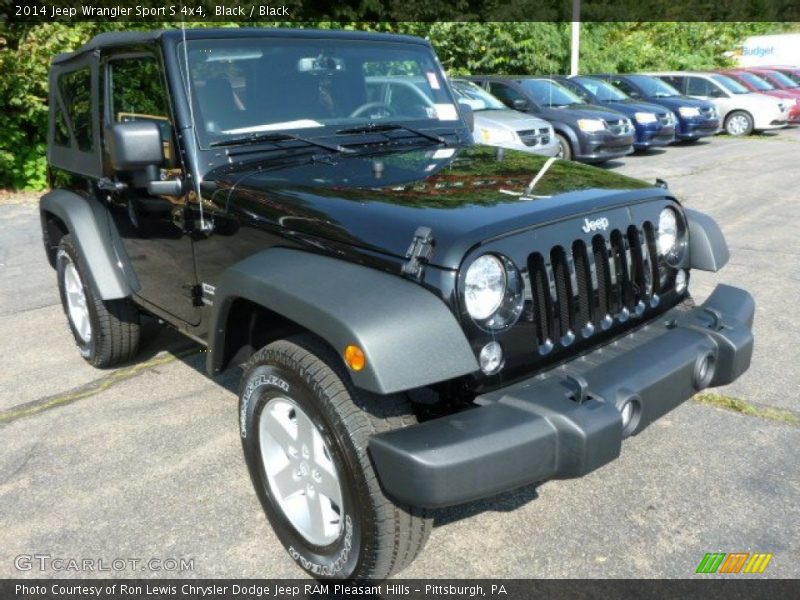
204 145 659 270
543 103 630 121
595 99 672 116
643 95 715 111
739 92 786 109
473 109 551 131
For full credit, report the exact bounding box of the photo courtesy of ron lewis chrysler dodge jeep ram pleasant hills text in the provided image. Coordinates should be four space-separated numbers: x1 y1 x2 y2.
40 28 754 579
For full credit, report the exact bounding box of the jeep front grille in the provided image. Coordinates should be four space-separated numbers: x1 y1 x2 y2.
526 224 666 350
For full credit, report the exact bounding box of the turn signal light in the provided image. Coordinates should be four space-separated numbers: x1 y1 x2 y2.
344 345 366 371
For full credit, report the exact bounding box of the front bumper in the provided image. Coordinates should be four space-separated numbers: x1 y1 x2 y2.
576 131 634 162
494 138 561 158
677 117 720 139
634 123 676 148
369 284 754 508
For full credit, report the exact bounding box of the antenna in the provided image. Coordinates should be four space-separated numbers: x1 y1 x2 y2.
179 13 209 232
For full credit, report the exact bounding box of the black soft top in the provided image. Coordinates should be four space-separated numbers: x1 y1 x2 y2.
53 27 431 65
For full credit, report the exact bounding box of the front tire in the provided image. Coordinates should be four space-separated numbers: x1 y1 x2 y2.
56 234 140 368
239 335 431 579
555 132 573 160
724 110 754 136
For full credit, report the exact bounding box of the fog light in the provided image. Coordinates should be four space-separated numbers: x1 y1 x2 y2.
675 269 688 293
694 351 716 390
620 401 634 428
479 341 504 375
618 397 641 436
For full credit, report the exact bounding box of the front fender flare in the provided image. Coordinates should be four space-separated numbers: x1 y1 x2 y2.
208 248 479 395
685 208 730 272
40 190 138 299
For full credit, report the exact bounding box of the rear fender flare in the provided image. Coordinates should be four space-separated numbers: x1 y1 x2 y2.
40 189 138 299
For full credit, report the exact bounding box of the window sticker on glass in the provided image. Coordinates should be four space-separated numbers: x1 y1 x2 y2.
434 103 459 120
426 72 441 90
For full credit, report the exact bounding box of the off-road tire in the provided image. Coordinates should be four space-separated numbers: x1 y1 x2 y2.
239 334 432 579
56 234 140 368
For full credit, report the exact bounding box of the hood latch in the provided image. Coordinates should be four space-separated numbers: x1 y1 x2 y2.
401 226 434 280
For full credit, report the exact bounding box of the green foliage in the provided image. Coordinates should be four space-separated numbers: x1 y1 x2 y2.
0 21 791 190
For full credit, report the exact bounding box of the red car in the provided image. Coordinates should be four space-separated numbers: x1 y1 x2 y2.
746 67 800 97
719 69 800 123
762 66 800 86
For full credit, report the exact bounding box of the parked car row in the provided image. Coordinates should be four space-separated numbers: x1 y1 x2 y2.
449 68 798 162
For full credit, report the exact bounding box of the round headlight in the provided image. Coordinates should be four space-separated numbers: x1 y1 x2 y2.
464 255 506 321
657 207 686 265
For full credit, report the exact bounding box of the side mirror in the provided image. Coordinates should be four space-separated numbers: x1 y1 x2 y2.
512 98 529 111
106 121 164 174
458 102 475 132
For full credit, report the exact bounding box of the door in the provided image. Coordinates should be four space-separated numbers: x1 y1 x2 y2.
102 52 201 325
685 76 729 117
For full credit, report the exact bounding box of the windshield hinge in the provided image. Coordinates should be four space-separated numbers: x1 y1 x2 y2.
401 226 434 280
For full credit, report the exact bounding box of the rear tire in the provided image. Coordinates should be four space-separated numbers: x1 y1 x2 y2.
56 234 140 368
555 133 573 160
724 110 754 136
239 334 431 579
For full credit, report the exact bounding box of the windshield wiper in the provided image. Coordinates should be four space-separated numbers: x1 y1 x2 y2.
210 132 353 153
336 122 447 145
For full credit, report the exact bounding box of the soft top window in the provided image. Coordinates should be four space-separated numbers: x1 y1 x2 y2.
57 67 94 151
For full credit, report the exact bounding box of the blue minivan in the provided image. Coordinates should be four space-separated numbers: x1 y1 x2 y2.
553 75 676 150
591 74 721 141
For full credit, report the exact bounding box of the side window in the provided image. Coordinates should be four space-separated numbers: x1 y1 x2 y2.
488 82 526 108
53 106 71 146
58 67 94 151
562 80 591 101
661 76 684 93
109 56 175 165
686 77 713 97
613 79 639 97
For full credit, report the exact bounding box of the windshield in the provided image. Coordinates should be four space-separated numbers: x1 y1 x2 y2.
710 74 749 94
627 74 680 97
519 79 583 107
777 69 800 85
738 72 774 91
450 80 506 111
178 37 459 148
761 70 797 88
572 77 628 101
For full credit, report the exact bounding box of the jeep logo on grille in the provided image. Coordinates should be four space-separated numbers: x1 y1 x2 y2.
582 217 610 233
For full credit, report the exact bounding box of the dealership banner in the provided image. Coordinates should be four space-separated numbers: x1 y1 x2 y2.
2 580 799 600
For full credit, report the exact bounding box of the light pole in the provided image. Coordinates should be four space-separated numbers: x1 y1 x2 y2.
570 0 581 76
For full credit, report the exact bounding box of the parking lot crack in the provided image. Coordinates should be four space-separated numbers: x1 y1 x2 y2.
0 347 200 426
693 392 800 427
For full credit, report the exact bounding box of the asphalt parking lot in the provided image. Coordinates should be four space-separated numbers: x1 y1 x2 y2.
1 128 798 580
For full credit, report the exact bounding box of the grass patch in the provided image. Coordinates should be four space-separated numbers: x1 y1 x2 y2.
693 392 800 426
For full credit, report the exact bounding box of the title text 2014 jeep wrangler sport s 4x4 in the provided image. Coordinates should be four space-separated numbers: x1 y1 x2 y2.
41 29 754 579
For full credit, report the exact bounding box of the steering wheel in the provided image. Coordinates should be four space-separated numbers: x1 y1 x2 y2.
349 102 397 119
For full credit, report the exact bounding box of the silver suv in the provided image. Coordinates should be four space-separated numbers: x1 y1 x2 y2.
649 71 789 135
450 79 559 156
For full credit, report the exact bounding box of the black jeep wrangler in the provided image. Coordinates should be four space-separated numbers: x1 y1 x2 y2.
41 28 754 579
